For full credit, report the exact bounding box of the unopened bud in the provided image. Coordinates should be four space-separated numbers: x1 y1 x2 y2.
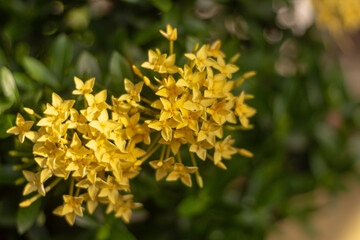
243 71 256 79
238 148 253 158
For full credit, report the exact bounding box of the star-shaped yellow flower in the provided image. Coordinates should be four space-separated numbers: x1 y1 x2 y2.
72 77 95 95
160 24 177 41
22 170 48 196
118 79 144 102
235 91 256 128
7 113 34 143
166 163 198 187
53 195 85 226
149 157 175 180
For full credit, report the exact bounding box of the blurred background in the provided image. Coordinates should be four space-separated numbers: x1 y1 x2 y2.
0 0 360 239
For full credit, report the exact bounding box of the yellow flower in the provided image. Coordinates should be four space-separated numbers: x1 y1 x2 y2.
206 100 233 125
84 90 109 118
43 93 75 119
97 176 129 204
235 91 256 128
72 77 95 95
189 141 212 160
89 110 120 137
6 113 34 143
197 121 220 146
149 157 175 180
141 49 177 74
105 194 142 223
148 119 177 142
120 112 141 139
156 75 184 100
177 64 207 90
22 170 48 196
211 56 239 78
53 195 85 226
118 79 144 102
166 163 198 187
207 40 225 58
160 24 177 41
184 45 213 72
214 136 237 165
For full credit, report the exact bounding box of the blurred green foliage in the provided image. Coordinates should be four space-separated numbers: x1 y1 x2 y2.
0 0 358 239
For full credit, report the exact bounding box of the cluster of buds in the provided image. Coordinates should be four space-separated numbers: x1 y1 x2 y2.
7 25 256 225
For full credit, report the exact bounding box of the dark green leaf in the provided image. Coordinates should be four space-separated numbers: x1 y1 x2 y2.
0 47 6 68
110 226 136 240
76 51 101 81
13 72 35 92
22 56 60 90
0 164 20 184
1 67 19 103
49 34 73 80
149 0 172 12
108 51 132 95
0 113 15 138
16 198 42 234
177 192 209 217
0 100 13 115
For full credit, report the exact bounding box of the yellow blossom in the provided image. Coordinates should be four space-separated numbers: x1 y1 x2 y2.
184 45 213 71
149 157 175 180
214 136 237 165
72 77 95 95
53 195 85 226
6 113 34 143
166 163 198 187
160 24 177 41
22 170 48 196
235 91 256 128
119 79 144 102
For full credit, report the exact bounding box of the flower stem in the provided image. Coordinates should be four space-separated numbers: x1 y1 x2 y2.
69 178 74 196
139 143 161 162
170 41 174 55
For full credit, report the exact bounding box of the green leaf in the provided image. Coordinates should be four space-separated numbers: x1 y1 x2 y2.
22 56 60 90
0 114 15 138
13 72 35 92
177 192 209 217
16 198 42 234
108 51 132 95
76 51 101 81
0 47 6 69
0 164 20 184
1 67 19 103
110 227 136 240
49 34 73 80
149 0 172 12
0 100 13 116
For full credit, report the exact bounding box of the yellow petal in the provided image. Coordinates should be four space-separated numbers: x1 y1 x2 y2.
84 77 95 90
71 132 82 149
166 172 179 181
65 212 76 226
6 126 19 135
87 200 98 214
180 174 192 187
124 78 134 93
74 76 85 90
52 92 63 108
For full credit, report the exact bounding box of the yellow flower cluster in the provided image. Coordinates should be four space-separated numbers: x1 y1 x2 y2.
7 24 256 225
138 25 256 187
8 78 143 225
312 0 360 37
